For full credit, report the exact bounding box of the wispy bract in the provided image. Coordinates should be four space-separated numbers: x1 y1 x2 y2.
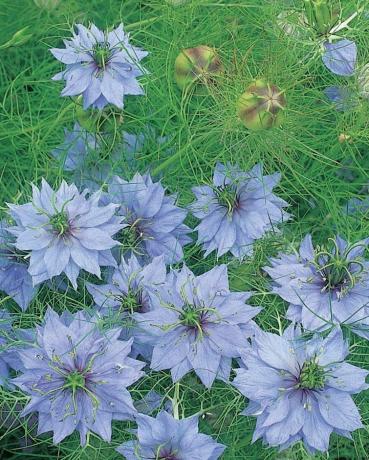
264 235 369 338
107 173 191 264
116 411 226 459
13 308 145 444
134 264 261 387
233 326 368 453
87 254 167 359
189 163 290 259
51 23 148 109
7 180 123 288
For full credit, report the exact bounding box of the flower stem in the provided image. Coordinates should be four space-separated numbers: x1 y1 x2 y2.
172 382 180 420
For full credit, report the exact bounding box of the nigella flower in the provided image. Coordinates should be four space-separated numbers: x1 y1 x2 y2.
189 163 290 259
87 254 167 359
263 235 369 336
324 86 357 111
51 122 100 171
0 221 37 310
134 265 261 388
51 23 148 109
344 197 369 216
7 179 123 288
108 173 191 264
0 309 13 387
116 411 226 459
12 308 145 444
322 39 357 76
233 327 368 453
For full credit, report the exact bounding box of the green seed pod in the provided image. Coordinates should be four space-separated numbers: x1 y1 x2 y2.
304 0 338 35
75 97 124 135
237 80 286 131
174 45 223 91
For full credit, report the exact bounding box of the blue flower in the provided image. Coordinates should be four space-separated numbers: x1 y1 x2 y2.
12 308 145 445
51 123 100 171
51 23 148 109
263 235 369 337
189 163 290 259
324 86 356 111
0 309 14 387
322 39 357 76
0 221 37 310
108 173 192 264
87 254 167 359
116 411 226 459
233 326 368 454
134 264 261 388
7 179 123 288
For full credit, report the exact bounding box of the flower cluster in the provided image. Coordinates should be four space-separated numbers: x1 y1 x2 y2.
233 327 368 453
51 24 148 109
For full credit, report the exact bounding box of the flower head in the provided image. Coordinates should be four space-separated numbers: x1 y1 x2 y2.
232 326 368 453
51 23 148 109
108 173 191 264
322 39 357 76
324 86 357 111
117 411 225 459
87 254 167 359
0 221 37 310
134 264 261 388
0 309 14 386
189 163 290 259
7 179 123 288
13 308 145 444
264 235 369 336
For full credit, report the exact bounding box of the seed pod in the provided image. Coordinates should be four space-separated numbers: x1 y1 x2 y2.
75 97 124 134
237 80 286 130
174 45 223 91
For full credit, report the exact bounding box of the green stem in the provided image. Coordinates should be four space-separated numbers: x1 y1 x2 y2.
172 382 180 420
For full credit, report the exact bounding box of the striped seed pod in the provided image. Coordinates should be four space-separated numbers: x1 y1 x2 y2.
174 45 223 91
237 80 286 130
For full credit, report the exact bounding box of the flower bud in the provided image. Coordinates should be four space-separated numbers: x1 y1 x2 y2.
304 0 337 35
237 80 286 130
174 45 223 91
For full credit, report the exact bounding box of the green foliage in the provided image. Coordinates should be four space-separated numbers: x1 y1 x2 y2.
0 0 368 459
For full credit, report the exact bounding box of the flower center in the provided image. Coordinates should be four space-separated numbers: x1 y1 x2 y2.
65 371 85 391
120 290 142 313
93 42 111 68
180 305 202 328
49 211 70 236
299 359 325 390
215 185 238 214
119 221 144 252
313 240 365 295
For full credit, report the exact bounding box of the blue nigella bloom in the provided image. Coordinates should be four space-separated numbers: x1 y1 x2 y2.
51 23 148 110
12 308 145 445
87 254 167 359
263 235 369 338
324 86 356 111
233 326 368 453
189 162 290 259
7 179 123 288
322 39 357 76
0 221 37 310
116 411 226 459
0 309 14 387
134 264 261 388
108 173 192 264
